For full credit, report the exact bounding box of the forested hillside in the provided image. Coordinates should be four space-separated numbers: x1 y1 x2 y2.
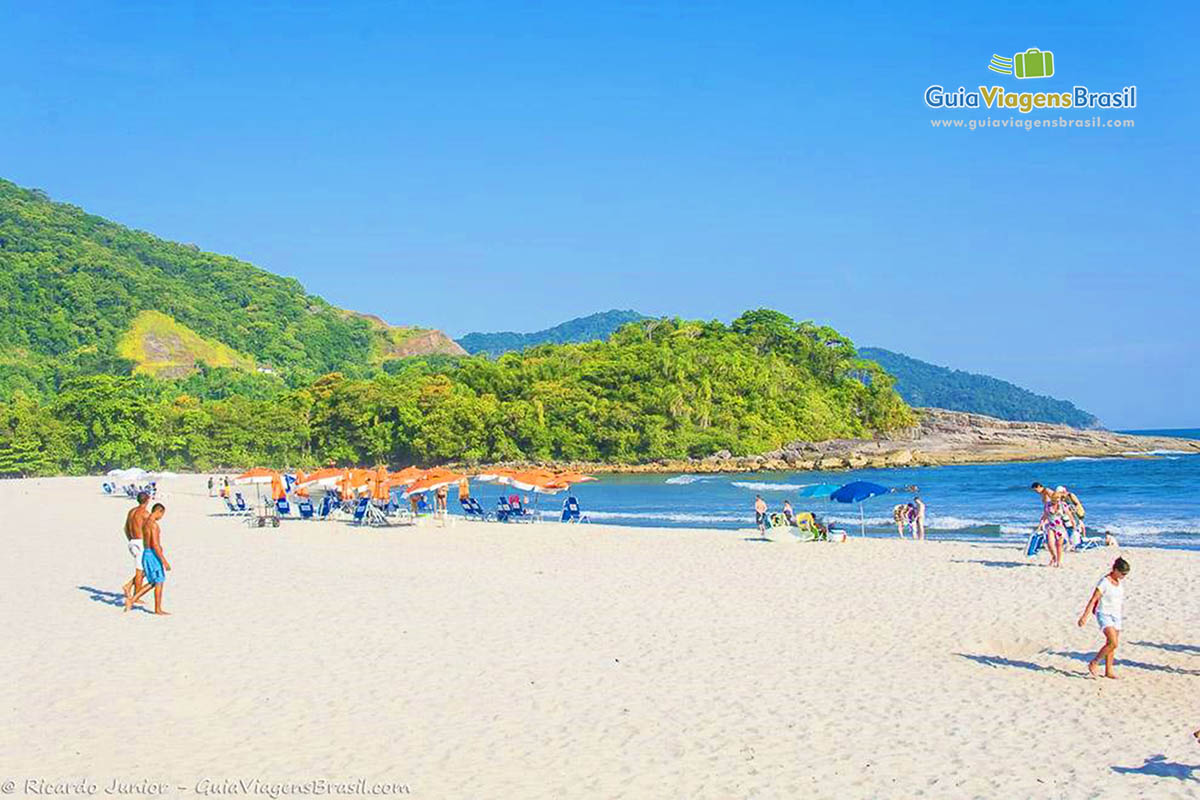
457 309 648 356
0 310 913 474
860 347 1100 428
0 179 458 397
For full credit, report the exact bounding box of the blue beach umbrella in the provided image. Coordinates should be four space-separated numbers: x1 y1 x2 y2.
830 481 892 536
799 483 842 498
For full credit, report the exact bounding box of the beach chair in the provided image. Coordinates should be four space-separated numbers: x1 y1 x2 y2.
460 496 486 521
315 494 333 520
1025 530 1046 557
221 496 244 515
102 482 113 494
276 497 291 517
496 496 512 522
790 511 827 542
297 499 314 520
351 496 370 525
561 496 585 523
235 493 247 512
415 495 432 516
468 497 490 521
509 494 535 522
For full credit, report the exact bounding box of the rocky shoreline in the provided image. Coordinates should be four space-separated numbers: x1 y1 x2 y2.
478 408 1200 475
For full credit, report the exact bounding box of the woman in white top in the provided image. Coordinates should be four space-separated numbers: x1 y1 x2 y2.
1077 557 1130 679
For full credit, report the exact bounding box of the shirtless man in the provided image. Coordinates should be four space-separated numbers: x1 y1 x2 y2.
126 503 170 615
122 492 151 604
912 495 926 540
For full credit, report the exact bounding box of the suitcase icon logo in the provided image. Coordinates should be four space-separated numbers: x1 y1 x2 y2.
987 48 1055 79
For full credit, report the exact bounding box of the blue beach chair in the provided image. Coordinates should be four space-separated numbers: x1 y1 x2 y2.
235 493 247 512
496 496 512 522
509 494 535 522
351 496 370 525
276 497 292 517
298 499 314 520
561 496 584 523
460 496 482 520
469 497 490 520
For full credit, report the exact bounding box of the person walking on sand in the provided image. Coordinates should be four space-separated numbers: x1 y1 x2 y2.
122 492 151 605
1077 557 1130 679
207 476 214 497
1036 487 1075 567
754 495 768 536
126 503 170 615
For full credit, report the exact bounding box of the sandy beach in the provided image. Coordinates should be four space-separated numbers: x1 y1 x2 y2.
3 475 1199 799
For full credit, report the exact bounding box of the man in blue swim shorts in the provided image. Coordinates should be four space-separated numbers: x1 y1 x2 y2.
126 503 170 615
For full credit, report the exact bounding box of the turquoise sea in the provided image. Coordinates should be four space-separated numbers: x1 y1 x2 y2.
492 428 1200 550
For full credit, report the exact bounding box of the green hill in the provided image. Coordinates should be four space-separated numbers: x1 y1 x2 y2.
859 347 1100 428
0 178 461 398
457 309 648 356
0 309 913 474
0 179 915 474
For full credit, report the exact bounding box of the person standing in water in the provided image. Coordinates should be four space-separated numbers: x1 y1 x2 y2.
122 492 151 605
892 503 913 538
1077 557 1130 679
126 503 170 615
754 495 768 535
912 495 926 540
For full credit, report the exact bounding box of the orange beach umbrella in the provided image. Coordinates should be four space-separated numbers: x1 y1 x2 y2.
403 468 466 497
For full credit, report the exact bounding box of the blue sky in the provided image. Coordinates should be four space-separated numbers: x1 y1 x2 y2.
1 1 1196 428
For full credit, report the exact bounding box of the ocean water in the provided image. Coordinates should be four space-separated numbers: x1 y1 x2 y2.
492 429 1200 550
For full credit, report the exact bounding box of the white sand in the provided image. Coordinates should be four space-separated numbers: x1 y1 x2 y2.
2 475 1199 799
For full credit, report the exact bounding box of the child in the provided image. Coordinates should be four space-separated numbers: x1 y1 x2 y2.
1077 557 1130 678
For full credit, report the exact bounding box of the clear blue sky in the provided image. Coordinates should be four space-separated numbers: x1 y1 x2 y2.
2 1 1196 428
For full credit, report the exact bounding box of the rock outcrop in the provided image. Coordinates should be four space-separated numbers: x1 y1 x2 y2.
464 408 1200 475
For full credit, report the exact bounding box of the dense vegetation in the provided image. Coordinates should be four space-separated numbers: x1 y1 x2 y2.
0 311 913 475
0 179 439 398
859 347 1100 428
457 309 648 357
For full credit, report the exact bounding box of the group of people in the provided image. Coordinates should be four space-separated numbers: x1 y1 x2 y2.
1031 481 1114 566
120 492 171 615
753 495 830 538
753 493 925 539
891 496 927 539
1031 481 1129 680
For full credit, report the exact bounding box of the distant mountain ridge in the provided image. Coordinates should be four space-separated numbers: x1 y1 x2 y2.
457 310 648 356
859 347 1100 429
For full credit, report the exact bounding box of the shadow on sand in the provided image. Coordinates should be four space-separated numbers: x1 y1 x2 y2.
955 653 1082 679
1112 754 1199 781
1130 641 1200 656
77 585 152 614
950 559 1036 569
1048 650 1200 676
